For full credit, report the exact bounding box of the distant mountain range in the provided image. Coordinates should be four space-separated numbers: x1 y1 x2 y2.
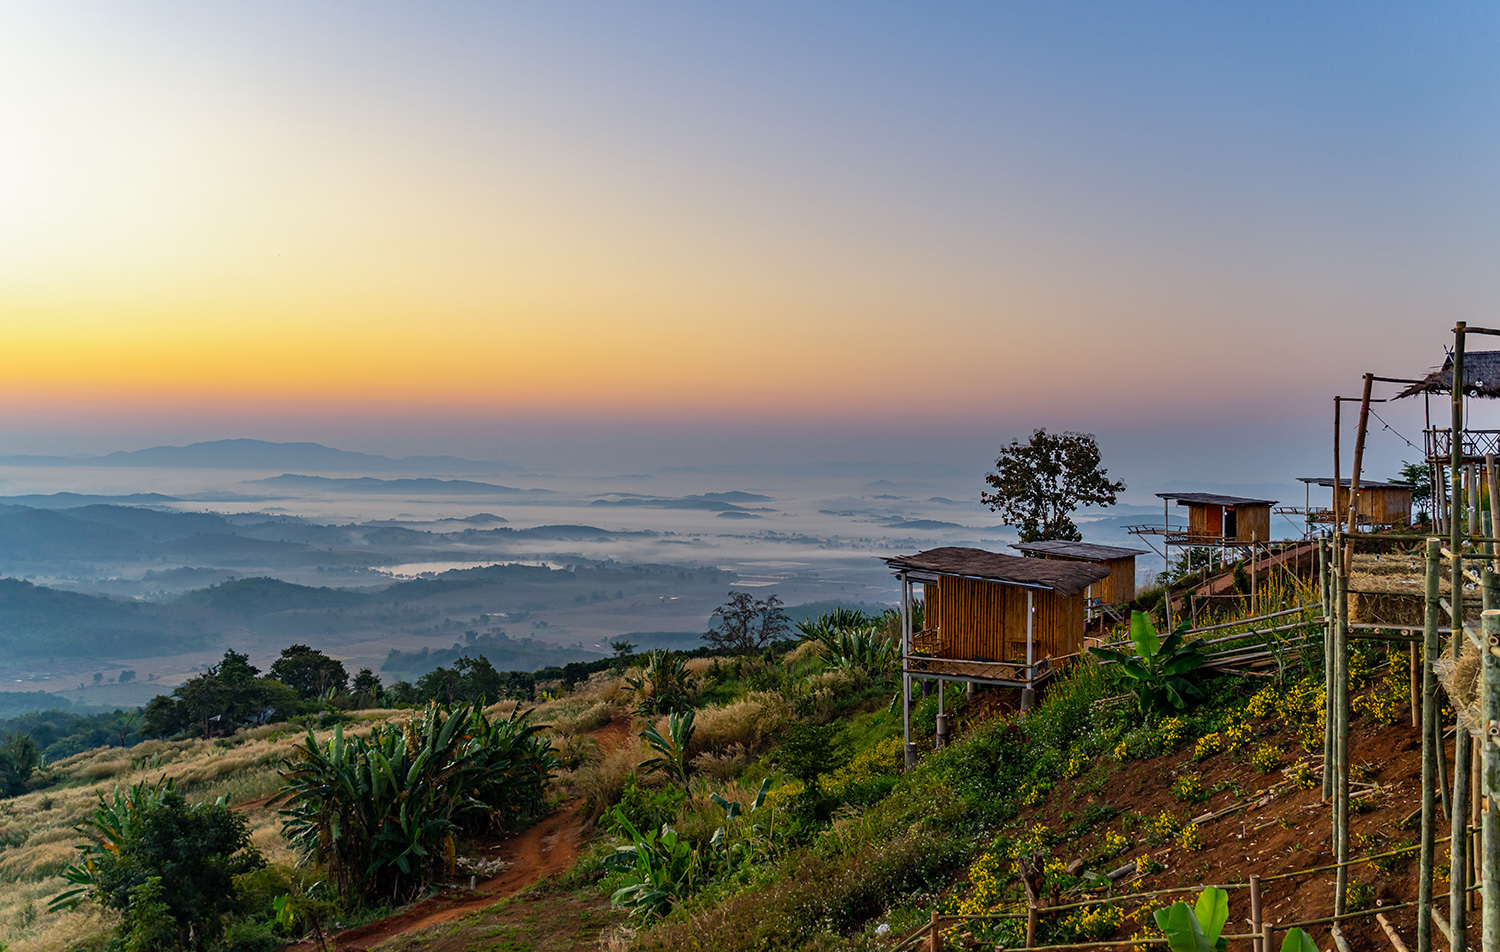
0 439 511 474
249 474 553 495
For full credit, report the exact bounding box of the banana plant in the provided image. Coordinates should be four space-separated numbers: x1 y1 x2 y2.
1091 611 1206 718
602 813 702 919
277 701 556 906
639 710 696 787
1154 888 1316 952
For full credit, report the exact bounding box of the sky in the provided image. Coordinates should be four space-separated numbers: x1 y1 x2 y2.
1 3 1497 488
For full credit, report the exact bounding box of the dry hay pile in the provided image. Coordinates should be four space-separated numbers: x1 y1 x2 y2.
1347 552 1480 627
1436 637 1485 738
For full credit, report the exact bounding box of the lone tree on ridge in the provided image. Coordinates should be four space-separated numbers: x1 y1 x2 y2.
981 428 1125 543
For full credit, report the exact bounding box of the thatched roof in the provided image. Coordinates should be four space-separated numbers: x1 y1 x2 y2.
1157 492 1277 507
1396 351 1500 399
1010 540 1147 561
884 546 1109 597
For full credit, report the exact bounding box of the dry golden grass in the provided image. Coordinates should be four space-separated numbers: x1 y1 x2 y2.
690 691 792 757
0 707 450 952
562 734 648 825
783 640 828 665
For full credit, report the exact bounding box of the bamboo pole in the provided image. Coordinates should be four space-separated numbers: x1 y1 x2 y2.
1335 540 1351 916
1488 456 1499 573
1483 609 1500 952
1348 372 1375 536
1322 534 1335 801
1423 536 1442 952
1250 874 1263 952
1453 324 1471 952
1380 913 1414 952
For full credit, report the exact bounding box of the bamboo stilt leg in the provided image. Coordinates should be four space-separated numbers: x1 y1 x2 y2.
1335 540 1351 917
1483 609 1500 952
1422 536 1442 952
1452 322 1468 952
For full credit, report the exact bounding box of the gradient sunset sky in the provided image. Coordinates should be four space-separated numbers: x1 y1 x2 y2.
2 3 1496 482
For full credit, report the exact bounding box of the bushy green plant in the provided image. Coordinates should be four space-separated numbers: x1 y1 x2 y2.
603 814 704 918
626 651 695 716
52 778 265 951
277 702 556 905
1091 612 1206 719
795 610 898 679
611 772 687 836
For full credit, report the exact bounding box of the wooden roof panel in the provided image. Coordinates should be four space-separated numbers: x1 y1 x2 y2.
884 546 1109 597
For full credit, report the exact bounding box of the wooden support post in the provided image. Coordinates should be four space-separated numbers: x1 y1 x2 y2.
1335 540 1351 917
1483 609 1500 952
1422 536 1442 952
1262 923 1275 952
1487 456 1499 573
929 910 941 952
1025 902 1037 949
1348 372 1375 536
1452 322 1470 951
1250 874 1263 952
1323 534 1336 802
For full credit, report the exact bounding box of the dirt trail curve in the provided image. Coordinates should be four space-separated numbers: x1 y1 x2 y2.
307 712 630 952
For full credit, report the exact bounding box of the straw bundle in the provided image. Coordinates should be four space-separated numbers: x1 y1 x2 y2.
1436 638 1484 736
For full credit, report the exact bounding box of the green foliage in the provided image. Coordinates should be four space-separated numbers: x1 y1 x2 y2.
610 773 687 837
52 778 264 951
1153 887 1229 952
268 644 349 700
1091 612 1206 719
276 702 556 905
603 813 704 918
794 610 898 679
775 721 847 795
626 650 694 715
143 649 304 738
604 778 777 920
980 428 1125 542
1280 928 1318 952
0 732 42 796
640 710 696 786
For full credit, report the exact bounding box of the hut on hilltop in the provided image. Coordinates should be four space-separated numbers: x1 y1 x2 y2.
885 546 1107 763
1295 477 1414 530
1008 540 1145 609
1155 492 1275 546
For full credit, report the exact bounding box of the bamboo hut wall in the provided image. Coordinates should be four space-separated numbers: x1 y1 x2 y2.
925 576 1085 663
1036 553 1135 605
1234 504 1271 543
1101 557 1136 604
1188 504 1219 537
1371 488 1413 525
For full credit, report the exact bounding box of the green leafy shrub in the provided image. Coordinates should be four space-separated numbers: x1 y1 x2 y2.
52 778 264 951
277 702 556 905
1090 612 1206 719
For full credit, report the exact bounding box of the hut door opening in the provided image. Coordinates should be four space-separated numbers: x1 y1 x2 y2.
1222 507 1237 540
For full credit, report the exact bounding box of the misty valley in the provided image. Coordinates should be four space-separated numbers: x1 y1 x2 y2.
0 440 1030 716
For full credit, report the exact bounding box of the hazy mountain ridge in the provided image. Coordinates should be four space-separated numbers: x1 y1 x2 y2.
0 438 509 474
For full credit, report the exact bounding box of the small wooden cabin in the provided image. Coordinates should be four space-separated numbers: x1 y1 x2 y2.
886 547 1107 762
1157 492 1275 545
885 546 1107 684
1296 478 1413 529
1009 540 1146 607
